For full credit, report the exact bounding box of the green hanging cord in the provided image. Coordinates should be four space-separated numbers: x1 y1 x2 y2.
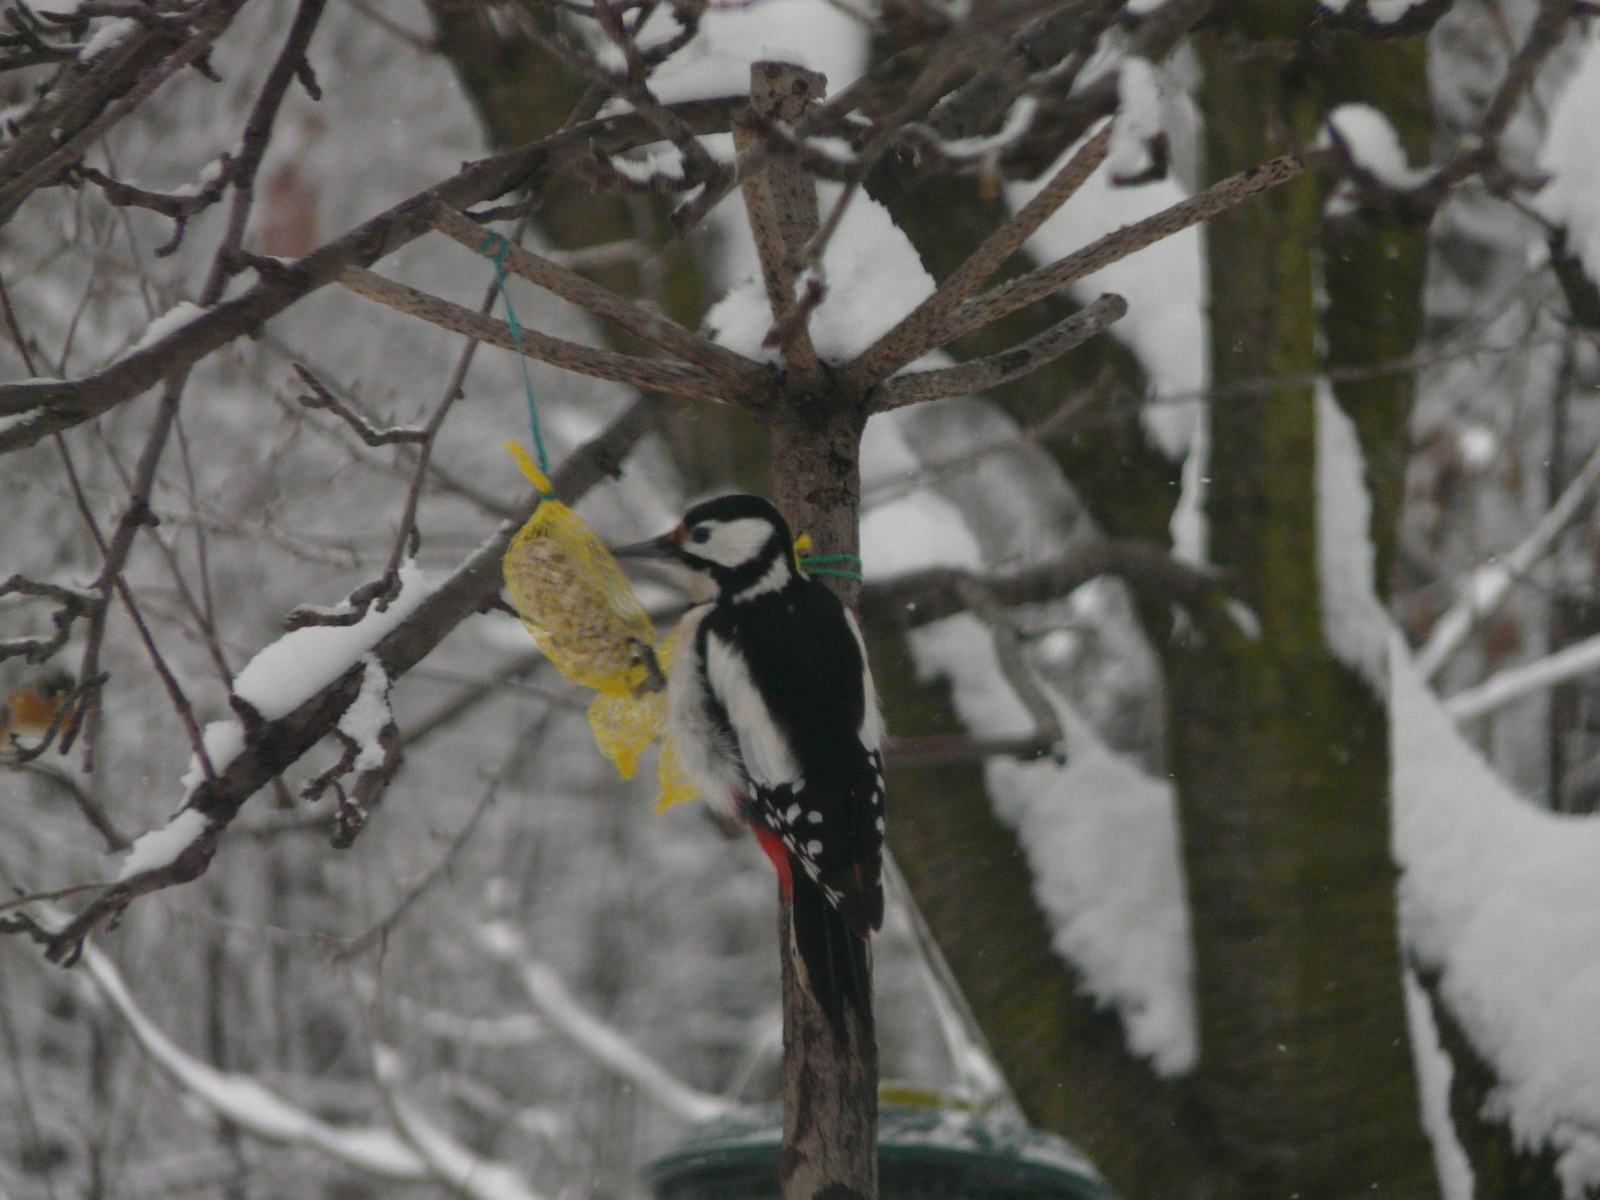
477 230 550 477
800 553 863 582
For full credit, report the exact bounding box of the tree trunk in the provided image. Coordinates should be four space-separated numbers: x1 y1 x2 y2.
1165 15 1437 1200
770 381 878 1200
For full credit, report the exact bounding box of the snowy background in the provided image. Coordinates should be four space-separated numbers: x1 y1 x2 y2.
4 0 1600 1197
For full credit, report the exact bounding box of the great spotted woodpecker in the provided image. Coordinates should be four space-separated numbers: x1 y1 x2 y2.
616 495 884 1033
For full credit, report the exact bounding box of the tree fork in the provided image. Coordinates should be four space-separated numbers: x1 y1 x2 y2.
747 60 878 1200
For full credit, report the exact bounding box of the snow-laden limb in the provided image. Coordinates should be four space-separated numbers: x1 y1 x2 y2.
77 943 432 1180
1416 435 1600 681
1316 383 1388 692
909 95 1039 162
126 301 206 356
909 613 1197 1076
340 656 395 774
476 921 744 1123
1444 633 1600 723
1403 970 1476 1200
370 1047 547 1200
115 809 211 882
1536 28 1600 286
233 561 437 723
1322 104 1431 190
113 573 429 879
1393 636 1600 1195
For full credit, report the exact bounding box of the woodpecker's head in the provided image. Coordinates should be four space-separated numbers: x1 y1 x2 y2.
615 494 795 603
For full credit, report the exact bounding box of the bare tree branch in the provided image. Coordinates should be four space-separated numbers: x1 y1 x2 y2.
428 203 763 385
860 538 1225 633
868 293 1125 411
936 152 1305 347
844 123 1111 392
0 97 741 454
334 263 756 405
0 0 251 225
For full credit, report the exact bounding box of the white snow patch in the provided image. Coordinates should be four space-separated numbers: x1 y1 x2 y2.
176 719 247 797
860 489 982 579
81 16 137 59
1316 383 1387 692
116 808 209 880
231 560 436 721
705 183 935 364
1458 424 1497 470
1404 969 1477 1200
1369 0 1433 20
610 144 686 185
1318 0 1430 16
911 615 1197 1075
640 0 866 106
926 95 1038 161
127 301 204 356
1393 636 1600 1194
1536 29 1600 287
172 156 228 198
1170 406 1208 565
1323 104 1430 189
1008 133 1207 412
0 408 44 438
1106 59 1163 183
340 655 393 771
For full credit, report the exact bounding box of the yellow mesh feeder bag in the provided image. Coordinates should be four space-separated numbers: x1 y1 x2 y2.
501 443 700 809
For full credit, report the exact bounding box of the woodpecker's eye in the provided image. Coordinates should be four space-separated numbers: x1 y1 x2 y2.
690 527 711 544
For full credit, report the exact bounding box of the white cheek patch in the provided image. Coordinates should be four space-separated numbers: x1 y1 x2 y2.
690 517 774 568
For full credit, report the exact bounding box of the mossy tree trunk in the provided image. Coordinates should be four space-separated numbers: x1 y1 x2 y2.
1166 14 1436 1198
874 10 1452 1200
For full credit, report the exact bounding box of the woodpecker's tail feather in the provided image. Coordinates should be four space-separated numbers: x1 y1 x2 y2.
790 861 872 1039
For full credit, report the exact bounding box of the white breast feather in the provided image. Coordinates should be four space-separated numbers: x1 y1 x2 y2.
705 632 804 790
843 607 884 751
667 606 743 819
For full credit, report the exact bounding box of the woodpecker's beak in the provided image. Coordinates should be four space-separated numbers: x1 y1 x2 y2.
611 525 686 561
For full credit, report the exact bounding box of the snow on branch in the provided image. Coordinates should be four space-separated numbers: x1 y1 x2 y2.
477 921 744 1125
78 942 433 1182
7 395 666 964
1445 633 1600 723
371 1047 548 1200
1416 434 1600 680
335 264 751 405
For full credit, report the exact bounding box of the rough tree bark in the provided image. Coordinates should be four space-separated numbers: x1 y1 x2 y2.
746 61 879 1200
1163 11 1437 1200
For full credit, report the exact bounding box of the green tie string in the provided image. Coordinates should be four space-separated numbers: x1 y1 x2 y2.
800 553 863 582
477 230 550 476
